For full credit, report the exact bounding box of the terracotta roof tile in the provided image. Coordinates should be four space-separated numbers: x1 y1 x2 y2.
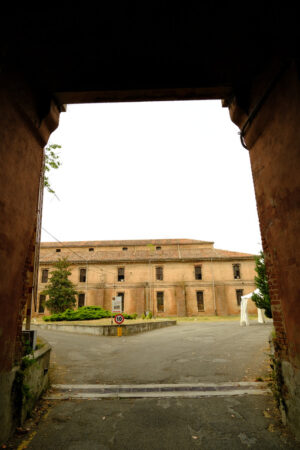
39 246 255 264
40 238 213 248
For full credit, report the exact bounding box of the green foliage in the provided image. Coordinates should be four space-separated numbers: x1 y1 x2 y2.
251 251 272 318
41 258 78 313
44 144 61 194
43 306 137 321
141 311 153 320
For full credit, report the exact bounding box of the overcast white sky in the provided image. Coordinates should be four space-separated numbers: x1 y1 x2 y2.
41 100 262 255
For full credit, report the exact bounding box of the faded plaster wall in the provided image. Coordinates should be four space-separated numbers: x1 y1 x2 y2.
37 258 256 317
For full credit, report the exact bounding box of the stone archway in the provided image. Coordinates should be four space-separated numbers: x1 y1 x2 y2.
0 6 299 441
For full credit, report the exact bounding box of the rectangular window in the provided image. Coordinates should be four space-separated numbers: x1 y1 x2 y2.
233 264 241 279
79 268 86 282
117 292 125 312
157 291 164 312
39 294 46 313
196 291 204 311
194 266 202 280
236 289 244 306
118 267 125 282
78 293 85 307
156 266 163 281
41 269 49 283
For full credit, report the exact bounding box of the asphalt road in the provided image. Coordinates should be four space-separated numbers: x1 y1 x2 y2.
36 321 273 384
12 321 299 449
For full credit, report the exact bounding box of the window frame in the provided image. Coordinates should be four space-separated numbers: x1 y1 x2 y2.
39 294 46 313
78 293 85 307
117 292 125 312
156 266 163 281
196 291 204 312
118 267 125 282
79 268 87 283
41 269 49 283
233 264 241 279
236 289 244 306
157 291 164 312
194 265 202 280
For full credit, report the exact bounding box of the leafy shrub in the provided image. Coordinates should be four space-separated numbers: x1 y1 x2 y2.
141 314 146 320
147 311 153 319
43 306 137 322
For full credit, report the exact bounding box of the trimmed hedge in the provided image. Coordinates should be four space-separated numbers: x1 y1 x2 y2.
43 306 137 322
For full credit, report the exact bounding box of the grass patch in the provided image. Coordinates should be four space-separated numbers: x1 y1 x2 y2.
167 315 258 322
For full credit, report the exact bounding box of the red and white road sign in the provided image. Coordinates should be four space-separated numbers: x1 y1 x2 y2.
114 314 125 325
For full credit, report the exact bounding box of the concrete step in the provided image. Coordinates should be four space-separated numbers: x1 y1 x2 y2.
45 381 270 399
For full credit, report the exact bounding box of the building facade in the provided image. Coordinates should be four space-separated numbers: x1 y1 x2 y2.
37 239 258 317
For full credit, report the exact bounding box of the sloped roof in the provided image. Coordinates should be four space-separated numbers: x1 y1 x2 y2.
40 239 213 248
39 245 255 264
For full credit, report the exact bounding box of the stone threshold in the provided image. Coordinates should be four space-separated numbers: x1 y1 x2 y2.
45 382 269 399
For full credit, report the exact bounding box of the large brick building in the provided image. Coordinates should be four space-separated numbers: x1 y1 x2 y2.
37 239 257 317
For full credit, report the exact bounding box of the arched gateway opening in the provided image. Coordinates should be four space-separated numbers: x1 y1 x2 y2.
0 5 299 443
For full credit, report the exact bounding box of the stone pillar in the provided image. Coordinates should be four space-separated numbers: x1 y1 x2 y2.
228 60 300 437
0 73 60 443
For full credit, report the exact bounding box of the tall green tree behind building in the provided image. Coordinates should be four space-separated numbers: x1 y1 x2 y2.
42 258 78 313
251 251 272 318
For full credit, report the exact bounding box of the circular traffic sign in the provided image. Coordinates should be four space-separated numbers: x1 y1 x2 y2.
114 313 125 325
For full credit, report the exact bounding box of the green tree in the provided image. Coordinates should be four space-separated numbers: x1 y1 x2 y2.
44 144 61 194
41 258 78 313
251 251 272 318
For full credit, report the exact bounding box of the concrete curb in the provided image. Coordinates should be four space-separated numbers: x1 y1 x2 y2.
34 320 177 336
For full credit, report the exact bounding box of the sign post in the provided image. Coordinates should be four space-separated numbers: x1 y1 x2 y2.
114 313 125 336
112 296 122 325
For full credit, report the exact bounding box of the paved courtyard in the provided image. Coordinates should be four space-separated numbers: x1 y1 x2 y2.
38 321 272 384
11 321 299 449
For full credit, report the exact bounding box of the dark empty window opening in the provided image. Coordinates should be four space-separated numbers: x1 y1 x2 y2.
157 291 164 312
156 266 163 281
233 264 241 279
56 248 61 253
78 293 85 307
80 268 87 282
118 267 125 282
41 269 49 283
117 292 125 312
89 248 94 252
236 289 244 306
39 294 46 313
122 247 128 251
197 291 204 311
195 266 202 280
156 246 161 251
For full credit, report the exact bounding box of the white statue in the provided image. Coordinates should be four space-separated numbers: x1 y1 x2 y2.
240 296 250 326
257 308 266 323
240 289 265 326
